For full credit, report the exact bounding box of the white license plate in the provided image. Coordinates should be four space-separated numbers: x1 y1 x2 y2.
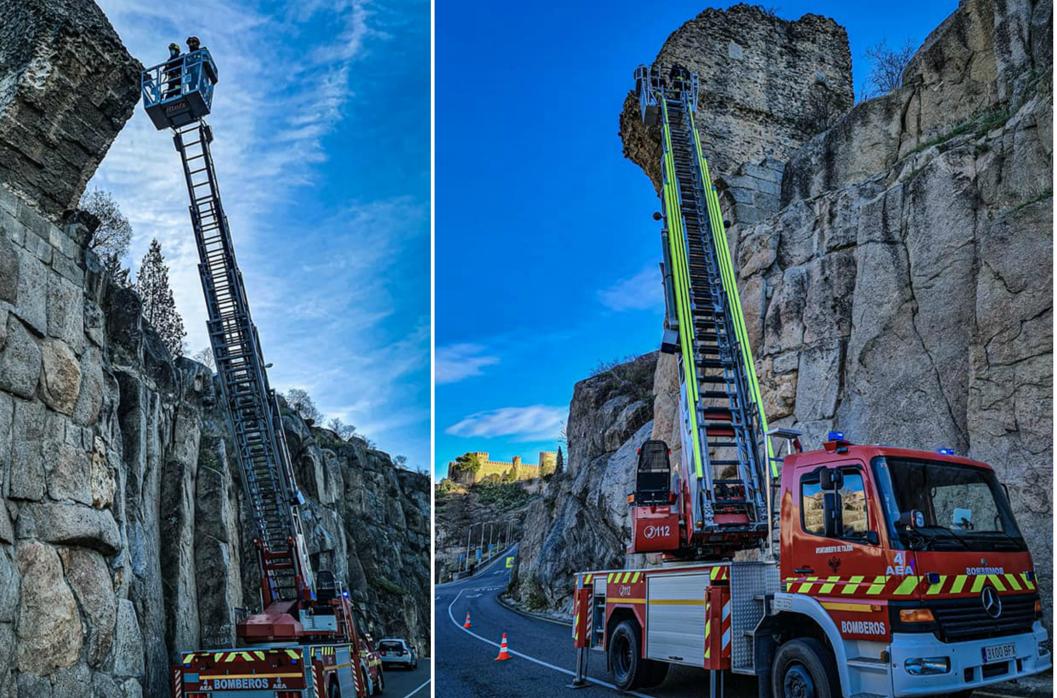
982 643 1016 664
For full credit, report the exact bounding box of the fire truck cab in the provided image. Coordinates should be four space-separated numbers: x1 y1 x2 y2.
771 437 1049 696
573 435 1050 697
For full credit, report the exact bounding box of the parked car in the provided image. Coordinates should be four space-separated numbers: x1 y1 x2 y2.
377 638 418 670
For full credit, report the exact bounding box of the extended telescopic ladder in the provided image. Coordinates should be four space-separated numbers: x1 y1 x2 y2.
142 49 313 605
636 65 774 543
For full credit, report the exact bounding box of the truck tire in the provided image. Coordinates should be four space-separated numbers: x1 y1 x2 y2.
770 638 840 698
608 620 667 689
373 668 384 695
328 676 341 698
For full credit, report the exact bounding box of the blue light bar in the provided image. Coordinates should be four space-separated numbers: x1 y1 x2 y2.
827 431 845 441
937 448 955 456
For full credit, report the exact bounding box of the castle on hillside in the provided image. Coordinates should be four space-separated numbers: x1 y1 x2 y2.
447 451 557 485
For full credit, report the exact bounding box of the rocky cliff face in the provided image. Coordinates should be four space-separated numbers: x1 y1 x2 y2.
0 0 140 222
510 354 656 611
516 0 1053 617
0 2 429 696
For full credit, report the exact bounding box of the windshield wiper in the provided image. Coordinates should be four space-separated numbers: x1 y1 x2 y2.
962 531 1025 551
915 526 971 550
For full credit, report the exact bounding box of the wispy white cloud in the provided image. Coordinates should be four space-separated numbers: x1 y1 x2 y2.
436 343 499 384
446 405 567 443
597 265 662 312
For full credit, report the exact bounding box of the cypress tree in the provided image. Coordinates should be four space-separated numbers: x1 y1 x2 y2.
136 238 187 357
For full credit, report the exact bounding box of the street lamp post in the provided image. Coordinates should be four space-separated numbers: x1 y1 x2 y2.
464 521 478 572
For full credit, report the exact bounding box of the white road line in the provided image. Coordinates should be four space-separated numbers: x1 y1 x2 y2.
445 589 651 698
401 678 431 698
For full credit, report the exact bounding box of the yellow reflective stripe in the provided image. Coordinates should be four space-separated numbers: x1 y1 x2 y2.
821 601 876 613
988 574 1006 592
1004 573 1022 591
971 575 987 592
659 99 704 479
1021 573 1036 591
632 572 641 583
950 575 967 594
797 576 817 594
584 574 593 584
866 576 886 595
704 595 711 659
688 108 774 472
607 573 614 583
893 576 919 596
818 576 840 595
842 575 864 595
927 576 946 595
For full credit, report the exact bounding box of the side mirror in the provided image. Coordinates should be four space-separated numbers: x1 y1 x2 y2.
820 468 844 491
864 530 880 545
822 491 842 538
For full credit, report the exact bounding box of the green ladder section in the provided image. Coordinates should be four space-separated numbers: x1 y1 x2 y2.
639 65 774 542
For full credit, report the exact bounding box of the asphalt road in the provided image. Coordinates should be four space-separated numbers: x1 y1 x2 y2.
435 549 1047 697
434 546 753 698
380 656 431 697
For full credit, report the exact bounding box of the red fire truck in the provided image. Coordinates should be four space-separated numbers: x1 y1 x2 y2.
141 44 386 698
572 436 1050 697
570 65 1051 697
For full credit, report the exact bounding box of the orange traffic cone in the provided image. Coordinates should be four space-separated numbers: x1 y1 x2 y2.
463 611 472 629
495 632 511 661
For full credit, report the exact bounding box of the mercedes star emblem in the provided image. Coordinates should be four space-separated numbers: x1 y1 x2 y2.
981 586 1003 619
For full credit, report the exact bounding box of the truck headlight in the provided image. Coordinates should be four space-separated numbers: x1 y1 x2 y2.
1039 639 1051 656
905 657 950 675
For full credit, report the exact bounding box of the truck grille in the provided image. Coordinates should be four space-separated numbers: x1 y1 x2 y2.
931 594 1036 642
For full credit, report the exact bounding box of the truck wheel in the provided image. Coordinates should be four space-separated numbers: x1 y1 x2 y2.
609 620 662 690
373 669 384 695
771 638 839 698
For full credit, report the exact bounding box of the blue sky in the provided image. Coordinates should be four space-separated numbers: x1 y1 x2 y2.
91 0 429 470
435 0 957 476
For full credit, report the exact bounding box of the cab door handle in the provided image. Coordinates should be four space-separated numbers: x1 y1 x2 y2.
794 567 814 575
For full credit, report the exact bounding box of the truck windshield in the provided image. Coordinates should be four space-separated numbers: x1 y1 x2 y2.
872 457 1025 552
